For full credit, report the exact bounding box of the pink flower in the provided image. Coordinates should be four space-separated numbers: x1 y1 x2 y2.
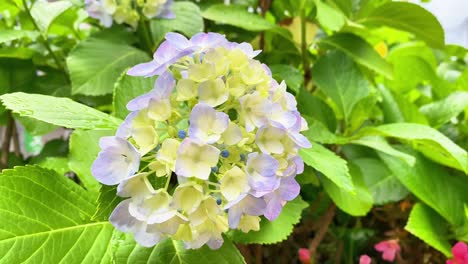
446 242 468 264
298 248 310 264
359 255 372 264
374 239 400 262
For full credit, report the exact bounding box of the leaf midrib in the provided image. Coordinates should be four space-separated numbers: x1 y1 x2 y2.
0 221 110 244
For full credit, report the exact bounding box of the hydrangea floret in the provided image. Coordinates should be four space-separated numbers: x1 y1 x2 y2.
92 32 312 249
85 0 174 28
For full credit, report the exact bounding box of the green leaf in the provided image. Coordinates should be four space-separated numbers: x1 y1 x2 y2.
230 197 308 244
115 234 246 263
321 163 373 216
297 89 336 131
0 166 114 263
350 136 415 165
69 129 115 200
16 114 58 136
37 156 70 176
30 0 73 34
357 2 444 48
420 91 468 127
0 92 121 130
0 29 38 43
314 0 346 31
386 55 435 93
67 37 150 96
151 1 203 44
113 73 156 119
312 51 371 123
300 144 354 192
202 4 275 31
269 64 303 94
405 203 452 257
92 185 122 221
380 149 468 227
303 118 346 144
318 33 393 80
377 85 404 123
364 123 468 173
353 158 408 205
0 47 35 59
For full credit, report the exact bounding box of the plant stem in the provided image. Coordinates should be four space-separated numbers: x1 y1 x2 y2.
309 203 336 259
22 0 66 71
300 10 311 85
138 18 155 56
1 113 14 169
11 120 21 158
254 244 263 264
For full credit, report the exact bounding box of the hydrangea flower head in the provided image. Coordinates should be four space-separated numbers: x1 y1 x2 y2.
92 32 311 249
85 0 174 28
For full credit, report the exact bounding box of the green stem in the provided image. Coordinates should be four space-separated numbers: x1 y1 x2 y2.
300 10 311 85
164 174 172 190
22 0 66 71
138 18 154 56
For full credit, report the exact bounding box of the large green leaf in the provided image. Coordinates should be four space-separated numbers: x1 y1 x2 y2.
300 144 354 192
350 136 415 165
314 0 346 31
297 89 336 132
312 51 371 123
353 158 408 205
0 92 121 130
0 166 114 263
92 185 122 221
115 234 246 264
380 149 468 227
357 2 444 48
30 0 73 34
67 37 150 96
321 163 373 216
0 29 38 43
68 129 115 200
151 1 203 44
318 33 393 79
386 55 436 93
405 203 452 257
230 197 308 244
363 123 468 173
302 118 346 144
377 85 404 123
113 73 156 119
269 64 303 94
420 91 468 127
202 4 275 31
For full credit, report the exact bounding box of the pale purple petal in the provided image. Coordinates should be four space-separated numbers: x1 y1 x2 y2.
109 200 138 232
278 177 300 201
157 0 175 19
188 103 229 143
116 111 138 138
263 193 283 221
92 137 140 185
225 193 266 228
127 61 158 76
165 32 190 50
190 32 228 51
289 132 312 148
126 71 175 111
